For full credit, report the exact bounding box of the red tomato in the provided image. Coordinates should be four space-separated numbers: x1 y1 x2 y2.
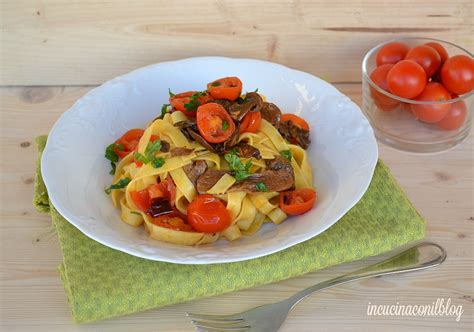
437 100 467 130
405 45 441 78
152 216 195 232
130 189 151 212
187 195 231 233
159 176 177 206
376 42 410 66
114 129 145 158
169 91 213 117
280 114 310 131
387 60 427 99
240 111 262 134
369 64 399 111
207 77 243 101
425 42 449 63
196 103 236 143
411 82 451 123
441 55 474 95
279 188 317 215
147 184 164 199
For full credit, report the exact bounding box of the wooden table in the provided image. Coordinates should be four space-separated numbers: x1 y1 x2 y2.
1 1 473 331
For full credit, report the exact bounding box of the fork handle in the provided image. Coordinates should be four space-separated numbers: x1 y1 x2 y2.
286 242 446 309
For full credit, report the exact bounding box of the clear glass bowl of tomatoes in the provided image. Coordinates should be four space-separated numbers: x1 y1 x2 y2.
362 37 473 153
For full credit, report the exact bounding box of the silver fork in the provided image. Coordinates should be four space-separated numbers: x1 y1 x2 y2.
187 242 446 332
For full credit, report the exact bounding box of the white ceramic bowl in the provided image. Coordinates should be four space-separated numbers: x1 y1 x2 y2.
42 57 378 264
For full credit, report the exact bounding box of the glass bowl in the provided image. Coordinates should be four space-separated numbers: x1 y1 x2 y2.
362 37 473 153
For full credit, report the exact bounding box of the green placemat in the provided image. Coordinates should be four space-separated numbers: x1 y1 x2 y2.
33 135 425 323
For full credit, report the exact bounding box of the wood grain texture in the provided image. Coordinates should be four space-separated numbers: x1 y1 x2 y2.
0 85 472 331
1 0 473 86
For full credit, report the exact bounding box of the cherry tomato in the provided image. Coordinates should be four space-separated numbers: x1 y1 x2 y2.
152 215 195 232
131 189 151 212
280 114 310 131
240 111 262 134
387 60 427 99
147 184 164 200
441 55 474 95
114 129 145 158
279 188 317 216
196 103 236 143
369 64 399 111
207 77 243 101
169 91 213 117
411 82 451 123
405 45 441 78
187 194 231 233
376 42 410 66
425 42 449 63
159 176 177 206
437 100 467 130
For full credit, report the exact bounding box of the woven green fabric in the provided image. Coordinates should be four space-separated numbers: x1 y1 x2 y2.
34 135 425 323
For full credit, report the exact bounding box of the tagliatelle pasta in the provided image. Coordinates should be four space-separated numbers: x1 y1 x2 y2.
105 78 316 246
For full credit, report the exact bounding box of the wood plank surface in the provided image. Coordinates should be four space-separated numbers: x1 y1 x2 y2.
0 84 472 331
1 0 473 86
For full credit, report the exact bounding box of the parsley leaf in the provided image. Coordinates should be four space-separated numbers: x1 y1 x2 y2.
184 91 207 113
151 157 165 168
105 143 124 175
254 88 259 93
211 81 221 87
222 120 229 131
168 88 175 97
255 182 268 192
280 150 292 161
133 141 166 169
105 177 131 194
224 151 252 182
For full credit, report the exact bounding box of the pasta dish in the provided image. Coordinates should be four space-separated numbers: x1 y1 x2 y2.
104 77 316 245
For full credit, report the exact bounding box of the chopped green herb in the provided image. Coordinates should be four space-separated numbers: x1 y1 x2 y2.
168 88 175 97
224 150 253 182
133 152 149 164
254 88 259 93
133 141 166 169
130 211 141 216
211 81 221 87
145 140 162 158
160 103 170 118
184 91 207 113
150 157 165 168
255 182 268 192
222 120 229 131
105 177 131 194
280 149 292 161
105 143 124 175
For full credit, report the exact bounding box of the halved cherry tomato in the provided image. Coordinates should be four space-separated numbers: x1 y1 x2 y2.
133 134 160 167
369 64 399 112
207 77 243 101
411 82 451 123
169 91 213 117
187 194 231 233
376 42 410 66
196 103 236 143
425 42 449 63
387 60 426 99
405 45 441 78
152 215 195 232
279 188 317 216
240 111 262 134
130 189 151 212
280 114 310 131
437 100 467 130
441 55 474 95
114 129 145 158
